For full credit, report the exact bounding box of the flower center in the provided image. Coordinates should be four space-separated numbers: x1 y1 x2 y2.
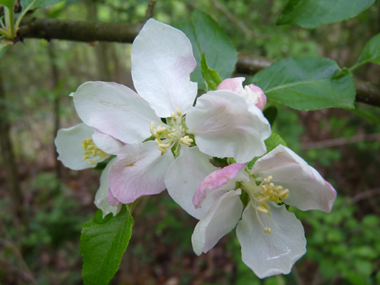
150 108 193 155
82 137 110 165
241 175 289 234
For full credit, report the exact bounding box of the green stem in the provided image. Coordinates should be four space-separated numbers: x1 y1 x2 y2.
0 29 10 37
349 62 363 72
3 6 14 39
14 0 37 32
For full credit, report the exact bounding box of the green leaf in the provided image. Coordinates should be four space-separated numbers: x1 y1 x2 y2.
251 58 356 110
263 106 277 126
180 10 237 90
0 0 16 8
247 132 287 169
200 54 222 91
81 206 134 285
0 42 11 59
351 33 380 70
20 0 63 10
277 0 375 29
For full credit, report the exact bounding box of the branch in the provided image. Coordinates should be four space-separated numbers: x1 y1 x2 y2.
301 133 380 150
17 17 380 108
353 188 380 204
17 17 143 43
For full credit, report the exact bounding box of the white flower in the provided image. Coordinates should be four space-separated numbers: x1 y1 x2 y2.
191 144 337 278
66 19 271 218
55 123 123 217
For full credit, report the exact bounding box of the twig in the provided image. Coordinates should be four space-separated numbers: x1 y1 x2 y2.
210 0 259 40
144 0 157 22
301 133 380 150
353 188 380 204
0 221 38 285
292 264 304 285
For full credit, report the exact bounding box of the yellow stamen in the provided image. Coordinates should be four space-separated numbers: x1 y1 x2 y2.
81 137 109 165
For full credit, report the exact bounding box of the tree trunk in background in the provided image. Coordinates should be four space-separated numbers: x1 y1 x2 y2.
88 1 112 81
48 42 62 181
0 71 23 218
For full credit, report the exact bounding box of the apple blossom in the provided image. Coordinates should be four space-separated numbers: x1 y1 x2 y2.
191 144 337 278
68 18 271 218
55 123 122 217
217 77 267 111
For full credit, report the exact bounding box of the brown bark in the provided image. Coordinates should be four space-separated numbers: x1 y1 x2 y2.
0 71 23 218
47 42 62 181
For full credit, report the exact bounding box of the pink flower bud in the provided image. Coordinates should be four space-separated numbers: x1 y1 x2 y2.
217 77 267 111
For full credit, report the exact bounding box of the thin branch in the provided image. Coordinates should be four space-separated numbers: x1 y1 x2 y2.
144 0 157 22
16 17 380 108
210 0 258 40
301 133 380 150
353 188 380 204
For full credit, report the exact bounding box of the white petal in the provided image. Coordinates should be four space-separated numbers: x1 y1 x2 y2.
92 129 124 155
109 141 174 204
186 90 271 163
55 123 95 170
94 158 121 217
73 81 161 144
236 203 306 279
165 146 219 219
131 18 197 117
251 145 337 212
192 190 243 255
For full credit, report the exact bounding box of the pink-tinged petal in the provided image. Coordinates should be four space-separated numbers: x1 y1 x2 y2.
131 18 197 117
251 145 337 213
236 203 306 279
73 81 161 144
217 78 267 111
192 190 243 255
247 84 267 111
55 123 96 170
109 141 174 204
94 158 121 217
193 163 247 208
92 129 124 155
165 146 219 219
107 187 120 207
217 77 245 93
186 90 271 163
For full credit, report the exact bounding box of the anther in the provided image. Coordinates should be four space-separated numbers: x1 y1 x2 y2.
264 227 272 234
257 206 269 213
150 122 154 134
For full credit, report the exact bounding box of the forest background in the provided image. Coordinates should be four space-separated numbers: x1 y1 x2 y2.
0 0 380 284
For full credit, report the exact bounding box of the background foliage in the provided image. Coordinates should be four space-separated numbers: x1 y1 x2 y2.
0 0 380 284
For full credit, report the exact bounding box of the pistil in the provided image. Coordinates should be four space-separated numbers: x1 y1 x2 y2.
150 108 193 155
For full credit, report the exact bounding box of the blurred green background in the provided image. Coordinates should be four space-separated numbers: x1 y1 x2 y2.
0 0 380 284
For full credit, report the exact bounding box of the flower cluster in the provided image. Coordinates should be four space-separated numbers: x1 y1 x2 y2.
55 18 336 278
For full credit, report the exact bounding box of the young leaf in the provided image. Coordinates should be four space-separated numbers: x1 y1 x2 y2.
20 0 63 10
81 206 134 285
251 58 356 110
247 132 287 169
351 33 380 71
0 0 16 8
200 54 222 91
179 11 237 90
277 0 375 29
